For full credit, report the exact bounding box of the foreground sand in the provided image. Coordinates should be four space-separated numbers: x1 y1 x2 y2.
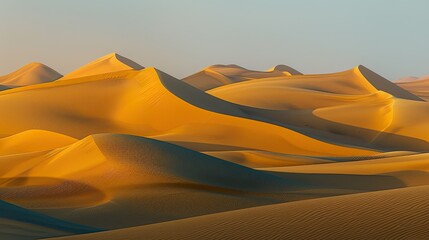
0 53 428 239
48 185 429 240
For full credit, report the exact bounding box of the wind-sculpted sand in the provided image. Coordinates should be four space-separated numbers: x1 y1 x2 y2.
0 53 428 239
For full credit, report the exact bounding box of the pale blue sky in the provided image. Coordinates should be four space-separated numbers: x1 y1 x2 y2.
1 0 428 79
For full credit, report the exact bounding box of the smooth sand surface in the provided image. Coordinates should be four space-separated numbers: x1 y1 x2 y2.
397 76 429 101
60 53 143 80
0 62 62 87
1 54 428 239
48 185 429 240
0 130 77 155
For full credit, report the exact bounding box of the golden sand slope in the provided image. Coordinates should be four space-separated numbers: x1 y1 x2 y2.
0 62 62 87
1 54 428 239
0 130 76 155
397 76 429 101
208 65 421 110
182 64 297 90
48 185 429 240
206 65 429 152
0 133 297 229
0 200 96 240
60 53 144 79
0 65 373 157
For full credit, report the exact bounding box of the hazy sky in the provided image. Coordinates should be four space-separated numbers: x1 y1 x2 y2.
1 0 428 80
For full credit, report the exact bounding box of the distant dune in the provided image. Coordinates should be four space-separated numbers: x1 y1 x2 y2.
0 62 62 88
396 75 429 101
182 64 298 90
60 53 144 79
0 130 76 155
1 53 428 239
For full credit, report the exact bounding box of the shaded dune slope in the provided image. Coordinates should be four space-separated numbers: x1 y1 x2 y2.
0 133 299 228
0 200 96 240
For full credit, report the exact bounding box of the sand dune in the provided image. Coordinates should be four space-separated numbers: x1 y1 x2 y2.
0 200 96 240
204 150 332 168
182 64 294 90
209 66 421 110
0 65 373 157
267 64 302 75
0 62 62 87
357 65 422 101
49 185 429 240
397 75 429 101
0 133 296 229
60 53 144 80
1 53 429 239
207 66 429 152
396 75 429 83
0 130 76 155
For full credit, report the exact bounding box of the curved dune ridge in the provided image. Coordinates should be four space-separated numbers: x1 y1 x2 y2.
0 63 374 157
207 65 429 152
0 130 77 155
48 185 429 240
0 62 62 87
0 133 298 229
1 53 429 239
267 64 302 75
60 53 144 80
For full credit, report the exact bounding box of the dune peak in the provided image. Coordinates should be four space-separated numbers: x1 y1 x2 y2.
355 65 423 101
61 52 144 80
0 62 62 87
269 64 302 75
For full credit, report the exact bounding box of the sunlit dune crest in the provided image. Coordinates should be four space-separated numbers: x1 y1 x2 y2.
0 62 62 88
1 53 429 240
60 53 144 80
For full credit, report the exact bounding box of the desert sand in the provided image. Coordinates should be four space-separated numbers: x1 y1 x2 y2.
0 62 62 88
396 75 429 101
0 53 428 239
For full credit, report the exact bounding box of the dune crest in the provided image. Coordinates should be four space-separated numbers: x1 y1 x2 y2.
267 64 302 75
0 130 76 155
1 53 429 239
356 65 422 101
0 62 62 87
60 53 144 79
